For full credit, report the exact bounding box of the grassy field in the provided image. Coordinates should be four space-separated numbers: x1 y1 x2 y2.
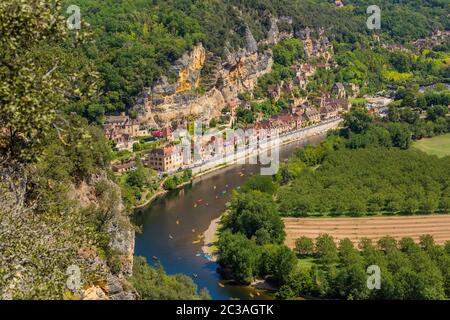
413 133 450 158
296 258 316 271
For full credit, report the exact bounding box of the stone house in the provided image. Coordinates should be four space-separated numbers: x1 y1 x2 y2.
112 160 136 174
104 112 145 150
332 83 346 98
303 106 321 123
148 144 183 173
320 105 339 120
267 84 281 100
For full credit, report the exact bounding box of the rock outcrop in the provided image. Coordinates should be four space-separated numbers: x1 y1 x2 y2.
69 172 137 300
134 40 273 129
245 26 258 53
266 17 280 45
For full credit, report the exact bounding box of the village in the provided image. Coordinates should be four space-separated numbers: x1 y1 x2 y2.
103 20 399 177
105 82 358 176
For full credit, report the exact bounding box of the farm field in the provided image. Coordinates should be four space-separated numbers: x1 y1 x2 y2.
413 133 450 158
283 215 450 248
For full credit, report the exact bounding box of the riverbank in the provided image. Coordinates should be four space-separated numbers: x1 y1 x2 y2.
192 118 343 177
197 121 343 258
201 216 221 262
133 180 192 209
134 135 326 300
132 118 342 210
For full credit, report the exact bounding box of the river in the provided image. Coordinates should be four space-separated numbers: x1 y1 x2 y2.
134 135 324 300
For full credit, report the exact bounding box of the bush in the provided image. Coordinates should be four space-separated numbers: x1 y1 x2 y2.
295 237 315 256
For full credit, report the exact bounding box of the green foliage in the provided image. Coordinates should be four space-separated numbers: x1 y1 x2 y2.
217 231 261 283
164 176 179 190
259 244 297 285
315 234 339 265
273 38 305 67
163 169 192 190
282 234 450 300
427 105 449 121
126 160 147 189
278 148 450 216
129 256 210 300
0 1 69 160
0 168 112 299
235 107 255 125
385 122 412 150
295 237 315 256
225 190 285 244
240 175 278 195
296 136 344 166
344 108 373 134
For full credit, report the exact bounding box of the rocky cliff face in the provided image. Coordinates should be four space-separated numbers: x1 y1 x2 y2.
69 172 137 300
134 31 273 129
133 20 333 130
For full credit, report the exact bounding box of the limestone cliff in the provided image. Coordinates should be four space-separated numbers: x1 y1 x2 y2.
69 172 137 300
134 32 273 129
133 20 334 130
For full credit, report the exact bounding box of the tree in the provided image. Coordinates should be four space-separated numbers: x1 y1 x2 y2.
164 176 178 190
127 160 146 189
183 169 193 181
241 175 278 195
264 245 297 285
315 234 339 265
344 108 373 134
427 105 448 121
348 198 367 217
0 170 106 299
236 108 254 125
388 105 401 122
338 239 363 266
276 269 314 299
273 38 304 67
377 236 398 254
386 123 411 149
399 107 419 124
217 231 260 283
0 0 98 162
129 256 210 300
335 263 370 300
295 237 315 256
227 190 285 244
401 94 415 108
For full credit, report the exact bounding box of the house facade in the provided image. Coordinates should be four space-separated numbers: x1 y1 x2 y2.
104 112 147 150
148 145 183 172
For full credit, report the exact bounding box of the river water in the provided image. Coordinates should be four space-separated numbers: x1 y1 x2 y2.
134 135 324 300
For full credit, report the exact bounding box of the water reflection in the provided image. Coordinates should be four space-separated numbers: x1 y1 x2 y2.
134 135 324 300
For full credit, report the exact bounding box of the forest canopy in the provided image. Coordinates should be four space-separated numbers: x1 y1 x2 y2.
57 0 449 120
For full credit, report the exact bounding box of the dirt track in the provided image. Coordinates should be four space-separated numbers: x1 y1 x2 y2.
283 215 450 248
